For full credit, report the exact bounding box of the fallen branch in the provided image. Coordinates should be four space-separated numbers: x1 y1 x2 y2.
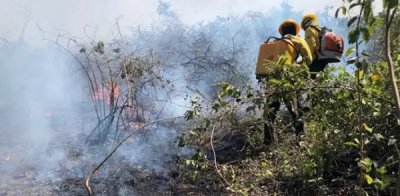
84 115 184 196
210 125 231 188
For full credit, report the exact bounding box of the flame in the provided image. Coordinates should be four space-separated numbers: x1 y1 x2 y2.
92 80 121 104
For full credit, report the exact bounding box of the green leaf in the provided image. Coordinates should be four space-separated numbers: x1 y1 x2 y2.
361 27 371 42
349 2 362 10
364 174 374 185
345 47 355 57
264 170 273 177
220 84 235 97
388 138 397 146
361 51 371 57
246 92 253 98
185 160 190 165
190 97 199 105
347 56 357 64
348 16 358 27
363 1 373 23
360 158 373 172
373 133 385 141
268 78 281 85
348 28 360 44
177 135 186 147
192 170 199 181
344 141 359 148
335 6 348 18
371 71 383 81
376 166 387 175
212 100 223 112
375 17 385 28
373 179 386 190
233 90 241 99
261 161 268 167
355 69 364 78
184 110 194 120
362 123 373 133
342 6 347 15
335 6 344 18
367 19 376 33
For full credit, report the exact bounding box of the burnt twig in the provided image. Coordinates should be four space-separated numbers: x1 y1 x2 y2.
84 115 184 196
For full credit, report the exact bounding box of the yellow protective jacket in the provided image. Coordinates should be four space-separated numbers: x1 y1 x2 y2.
304 22 320 61
256 35 312 77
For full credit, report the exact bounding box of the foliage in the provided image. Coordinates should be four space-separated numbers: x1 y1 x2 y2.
179 2 400 189
177 0 400 195
179 54 400 193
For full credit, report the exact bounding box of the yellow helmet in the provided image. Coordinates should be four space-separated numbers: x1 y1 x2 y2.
279 19 300 35
301 13 318 29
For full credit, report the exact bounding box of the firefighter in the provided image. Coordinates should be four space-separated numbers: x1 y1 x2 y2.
256 19 312 145
301 13 328 79
256 19 313 77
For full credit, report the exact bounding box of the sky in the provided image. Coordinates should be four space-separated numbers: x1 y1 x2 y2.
0 0 346 44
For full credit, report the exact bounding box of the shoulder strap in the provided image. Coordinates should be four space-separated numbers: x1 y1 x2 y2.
264 36 300 62
308 25 321 32
308 25 324 55
281 37 300 60
264 36 280 43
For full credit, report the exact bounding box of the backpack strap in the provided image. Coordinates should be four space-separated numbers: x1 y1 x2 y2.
308 25 321 32
264 36 279 43
265 36 300 62
307 25 323 56
281 37 300 61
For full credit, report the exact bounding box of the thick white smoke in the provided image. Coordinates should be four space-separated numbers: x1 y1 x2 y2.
0 40 86 195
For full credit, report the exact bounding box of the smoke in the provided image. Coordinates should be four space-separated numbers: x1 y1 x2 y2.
0 0 347 194
0 40 86 195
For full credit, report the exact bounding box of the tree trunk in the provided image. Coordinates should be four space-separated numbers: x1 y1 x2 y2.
385 7 400 196
385 8 400 116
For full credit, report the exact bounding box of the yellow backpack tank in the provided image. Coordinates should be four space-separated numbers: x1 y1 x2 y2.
255 37 297 78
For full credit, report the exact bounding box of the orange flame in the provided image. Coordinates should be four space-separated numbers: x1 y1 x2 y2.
92 80 121 104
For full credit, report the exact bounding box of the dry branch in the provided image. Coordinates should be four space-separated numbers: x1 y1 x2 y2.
84 115 184 196
210 125 231 188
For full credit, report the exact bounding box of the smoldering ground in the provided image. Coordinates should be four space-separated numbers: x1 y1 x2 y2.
0 1 346 195
0 40 85 193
